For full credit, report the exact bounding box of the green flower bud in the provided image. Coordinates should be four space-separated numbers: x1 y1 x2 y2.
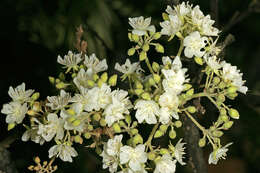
139 51 147 61
153 74 161 83
135 81 143 89
223 121 234 129
128 33 133 41
218 81 226 89
148 152 156 160
128 48 136 56
132 34 139 42
154 130 164 138
142 44 150 52
175 121 182 128
8 123 16 131
55 79 60 83
56 82 66 89
88 125 94 131
220 108 227 116
213 77 221 85
169 129 176 139
153 32 161 40
119 121 126 127
109 74 118 86
101 72 108 83
162 13 169 20
67 116 76 123
112 123 121 133
93 113 101 121
71 73 77 78
187 106 196 113
220 114 229 122
155 44 164 53
100 118 106 127
186 88 194 96
159 124 168 132
67 109 76 116
72 119 81 127
229 108 240 119
227 93 238 100
97 79 104 88
148 77 156 86
213 130 223 137
141 92 151 100
34 157 41 164
93 74 99 81
125 115 132 125
31 92 40 101
132 121 138 127
135 89 144 95
198 138 206 147
87 80 95 87
194 57 204 65
183 84 192 91
154 94 160 102
74 135 83 144
49 76 55 84
130 128 138 135
95 147 102 155
152 62 160 72
84 132 91 139
227 86 237 94
160 148 169 155
133 134 143 145
217 94 225 103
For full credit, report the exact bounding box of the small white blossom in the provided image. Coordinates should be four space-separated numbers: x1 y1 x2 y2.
160 14 182 36
73 68 92 89
191 6 204 28
1 102 28 124
48 143 78 162
96 84 112 111
159 92 179 110
8 83 34 103
201 15 219 36
106 135 123 156
129 16 155 36
204 56 222 70
22 122 45 145
183 31 208 58
134 100 160 124
120 144 147 171
37 113 64 142
57 51 82 72
117 168 147 173
84 53 108 76
166 2 192 16
46 90 71 110
208 143 233 164
115 59 143 78
221 61 248 94
159 107 173 124
154 154 177 173
174 138 186 165
101 150 119 173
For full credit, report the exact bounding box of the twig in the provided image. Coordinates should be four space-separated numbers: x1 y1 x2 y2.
210 0 219 27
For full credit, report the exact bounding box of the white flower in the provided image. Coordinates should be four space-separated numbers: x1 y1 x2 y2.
191 6 204 27
204 56 221 70
22 124 45 145
117 168 147 173
134 100 160 124
57 51 82 72
46 90 71 110
154 154 177 173
221 61 248 94
120 144 147 171
101 150 119 173
174 138 186 165
208 143 233 164
129 16 155 36
166 2 192 16
37 113 64 142
48 144 78 162
160 14 182 36
159 92 179 110
8 83 34 103
84 53 108 76
73 68 92 89
96 84 112 111
1 102 28 124
106 135 123 156
159 107 173 124
183 31 208 58
104 90 132 126
115 59 143 78
201 15 219 36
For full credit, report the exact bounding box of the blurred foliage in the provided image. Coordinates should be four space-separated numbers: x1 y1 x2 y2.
0 0 260 173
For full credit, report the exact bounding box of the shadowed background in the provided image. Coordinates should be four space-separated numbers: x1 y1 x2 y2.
0 0 260 173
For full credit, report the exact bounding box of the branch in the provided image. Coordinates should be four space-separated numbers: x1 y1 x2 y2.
210 0 219 27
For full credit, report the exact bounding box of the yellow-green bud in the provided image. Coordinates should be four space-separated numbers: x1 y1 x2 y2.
220 108 227 116
198 138 206 147
141 92 151 100
119 121 126 127
175 121 182 128
148 152 156 160
87 80 95 87
8 123 16 131
154 130 164 138
186 88 194 96
227 86 237 94
132 34 139 42
217 94 225 103
229 108 240 119
139 51 147 61
101 72 108 83
220 114 229 122
160 125 168 132
72 119 81 127
128 33 133 41
135 81 143 89
160 148 169 155
100 118 106 127
135 89 144 95
154 94 160 102
27 110 36 116
194 57 204 65
227 93 238 100
183 84 192 91
55 78 60 83
67 116 76 123
133 134 143 144
32 102 41 112
95 147 102 155
169 129 176 139
109 74 117 86
148 77 156 86
31 92 40 101
56 82 66 89
84 132 91 139
213 77 221 85
223 121 234 129
71 73 77 78
153 32 161 40
152 62 160 72
213 130 223 137
93 113 101 121
125 115 132 125
97 79 104 88
131 128 139 135
162 13 169 20
74 135 83 144
49 76 55 84
155 44 164 53
93 74 99 81
128 48 136 56
187 106 196 113
67 109 76 116
153 74 161 83
88 125 94 131
132 121 138 127
218 81 226 89
112 123 121 133
142 44 150 52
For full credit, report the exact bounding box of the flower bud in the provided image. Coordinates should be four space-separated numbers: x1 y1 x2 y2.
217 94 225 103
133 134 143 144
135 89 144 95
135 81 143 89
93 113 101 121
31 92 40 101
130 128 138 135
227 93 238 100
220 108 227 116
220 114 229 122
194 57 204 65
67 109 76 116
148 152 156 160
67 116 76 123
128 33 133 41
183 84 192 91
34 157 41 164
162 13 169 20
49 76 55 84
160 148 169 155
97 79 104 88
213 77 221 85
84 132 91 139
213 130 223 137
148 77 156 86
152 62 160 72
218 81 226 89
72 73 77 78
174 121 182 128
223 121 234 129
93 74 99 81
169 129 176 139
56 82 66 89
229 108 239 119
74 135 83 144
154 94 160 102
72 119 81 127
132 34 139 42
186 88 194 96
187 106 196 113
109 74 117 86
142 44 150 52
87 80 95 87
95 147 102 155
112 123 121 133
27 110 36 116
132 121 138 127
32 102 41 112
100 118 106 127
128 48 136 56
154 130 164 138
139 51 147 61
125 115 132 125
227 86 237 94
101 72 108 83
155 44 164 53
153 32 161 40
8 123 16 131
198 138 206 147
88 125 94 131
159 124 168 132
141 92 151 100
153 74 161 83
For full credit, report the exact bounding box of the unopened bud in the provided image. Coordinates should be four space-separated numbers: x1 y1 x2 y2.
93 113 101 121
67 117 76 123
8 123 16 131
84 132 91 139
218 81 226 89
87 80 95 87
220 114 229 122
153 74 161 83
142 44 150 52
194 57 204 65
227 86 237 94
49 76 55 84
187 106 196 113
101 72 108 83
169 129 176 139
130 128 138 135
213 77 221 85
152 62 160 72
223 121 234 129
160 148 169 155
74 135 83 144
100 118 106 127
135 89 144 95
67 109 76 116
32 102 41 112
128 33 133 41
153 32 161 40
132 34 139 42
229 108 240 119
34 157 41 164
88 125 93 131
56 82 66 89
125 115 132 124
93 74 99 81
217 94 225 103
183 84 192 91
109 74 117 86
162 13 169 20
148 152 156 160
133 134 143 144
139 51 147 61
175 121 182 128
27 110 36 116
155 44 164 53
213 130 223 137
148 77 156 86
159 125 168 132
31 92 40 100
97 79 104 88
198 138 206 147
112 123 121 133
154 130 164 138
141 92 151 100
186 88 194 96
72 119 81 127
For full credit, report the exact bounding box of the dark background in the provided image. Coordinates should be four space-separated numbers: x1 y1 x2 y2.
0 0 260 173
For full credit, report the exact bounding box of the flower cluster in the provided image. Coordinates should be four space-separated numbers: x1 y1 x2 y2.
1 1 248 173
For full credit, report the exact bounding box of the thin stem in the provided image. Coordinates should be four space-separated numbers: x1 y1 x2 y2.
145 123 159 151
177 40 184 57
145 58 154 75
184 111 206 133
